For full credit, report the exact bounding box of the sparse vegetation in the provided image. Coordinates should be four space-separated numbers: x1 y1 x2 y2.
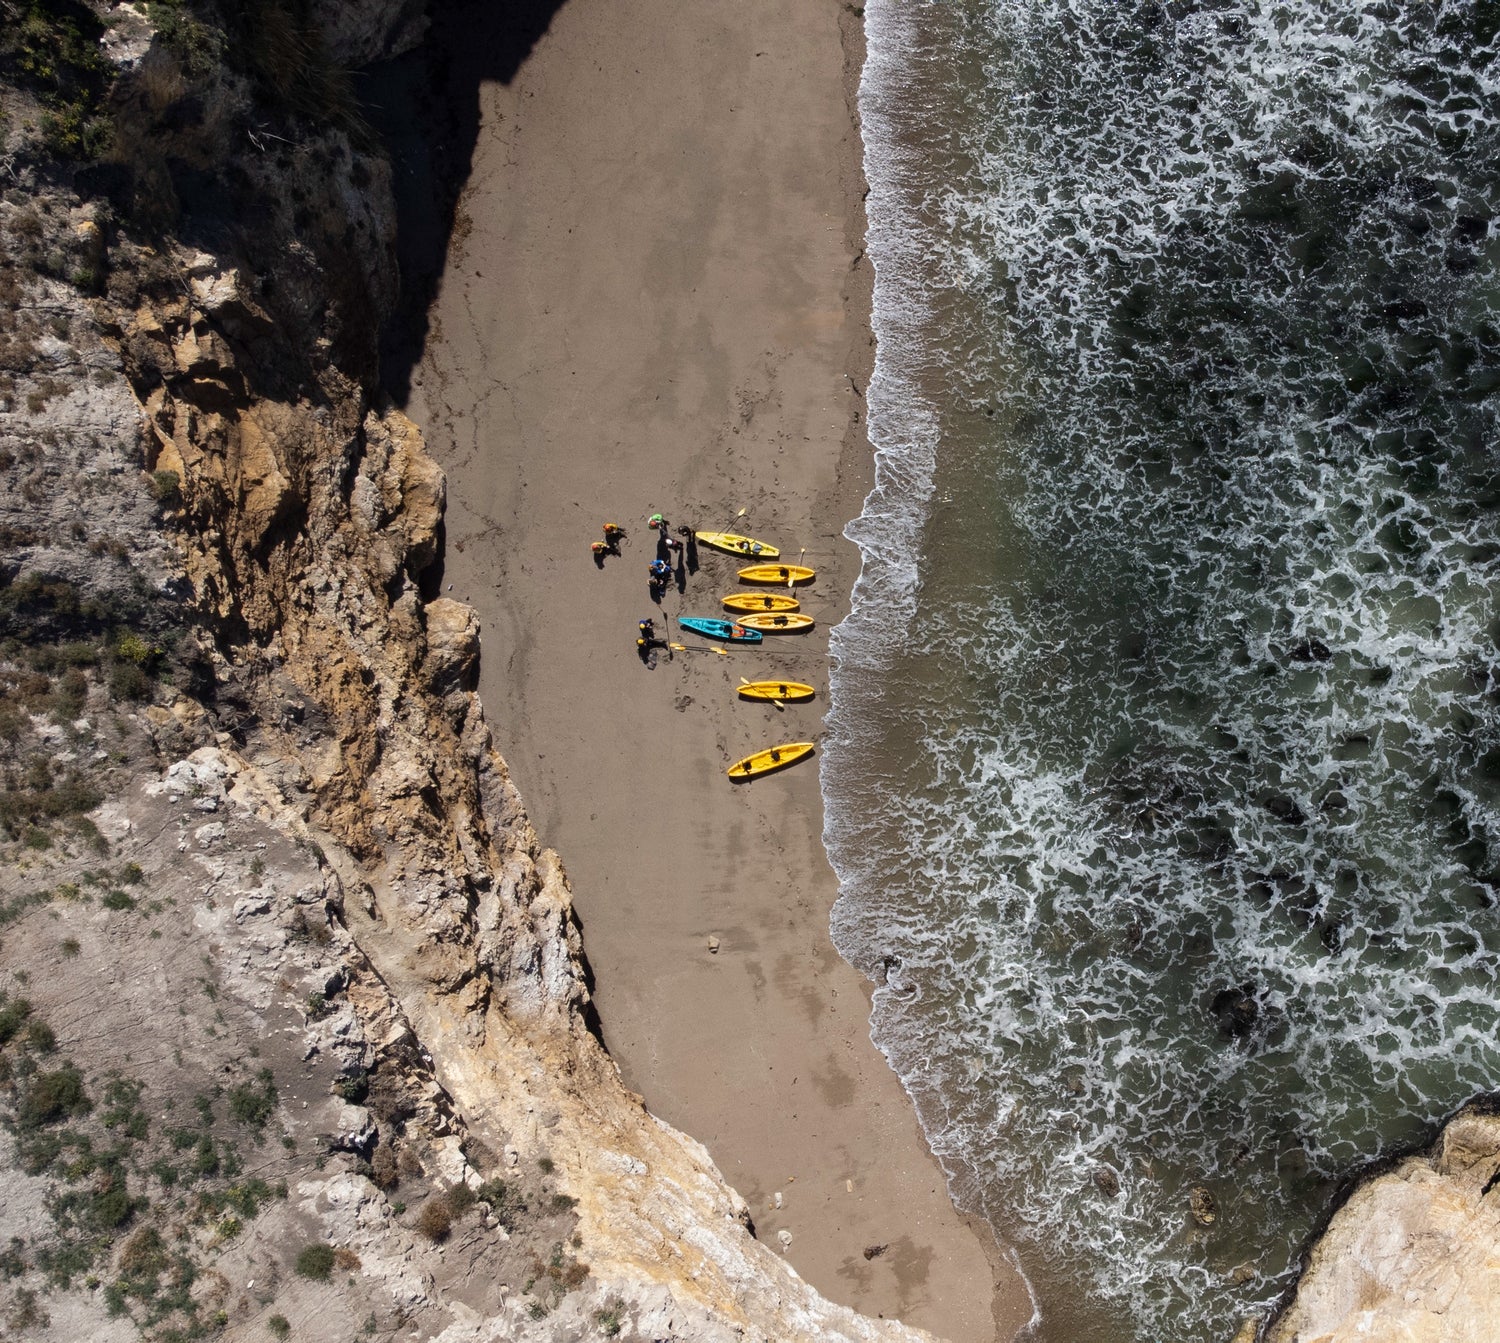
0 0 113 160
268 1314 291 1339
595 1299 626 1337
227 1068 277 1133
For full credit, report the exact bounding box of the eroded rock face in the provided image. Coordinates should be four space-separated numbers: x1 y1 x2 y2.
1266 1110 1500 1343
309 0 429 67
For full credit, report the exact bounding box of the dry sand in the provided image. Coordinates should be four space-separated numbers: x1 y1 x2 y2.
406 2 1034 1338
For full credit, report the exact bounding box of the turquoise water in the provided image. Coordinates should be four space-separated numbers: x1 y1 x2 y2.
824 3 1500 1338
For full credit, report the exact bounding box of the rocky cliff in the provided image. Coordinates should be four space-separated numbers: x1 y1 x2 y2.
0 3 931 1340
1259 1105 1500 1343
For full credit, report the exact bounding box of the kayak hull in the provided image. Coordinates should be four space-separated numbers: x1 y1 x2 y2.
723 592 800 614
696 531 780 559
678 616 763 644
738 681 816 703
738 563 815 586
736 612 815 634
727 741 816 780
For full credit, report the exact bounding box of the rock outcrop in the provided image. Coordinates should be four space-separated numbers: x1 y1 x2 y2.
1265 1108 1500 1343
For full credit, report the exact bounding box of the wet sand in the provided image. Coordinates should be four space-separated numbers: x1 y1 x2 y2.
406 1 1033 1337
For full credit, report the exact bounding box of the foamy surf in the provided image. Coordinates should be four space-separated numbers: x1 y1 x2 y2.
826 2 1500 1339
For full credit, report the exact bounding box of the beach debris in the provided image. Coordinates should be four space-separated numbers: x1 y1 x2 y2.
777 1229 793 1253
862 1243 888 1261
707 935 720 954
845 1179 853 1193
1189 1185 1217 1226
772 1191 783 1209
1092 1165 1121 1198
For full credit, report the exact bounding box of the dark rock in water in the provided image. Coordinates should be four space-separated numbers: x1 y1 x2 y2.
1211 983 1261 1039
1264 793 1307 826
1289 637 1333 662
1092 1165 1121 1198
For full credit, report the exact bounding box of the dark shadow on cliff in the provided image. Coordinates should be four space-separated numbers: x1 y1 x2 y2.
363 0 570 404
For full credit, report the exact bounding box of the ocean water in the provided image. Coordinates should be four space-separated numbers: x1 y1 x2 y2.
823 2 1500 1339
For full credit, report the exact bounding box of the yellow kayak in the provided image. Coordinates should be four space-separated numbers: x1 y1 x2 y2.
736 612 814 634
723 592 800 614
738 680 816 703
738 563 815 586
727 741 815 780
696 531 780 559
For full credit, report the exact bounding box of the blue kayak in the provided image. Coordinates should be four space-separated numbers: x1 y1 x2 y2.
678 616 763 644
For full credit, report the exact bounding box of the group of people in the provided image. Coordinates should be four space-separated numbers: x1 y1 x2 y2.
636 616 671 667
646 513 691 599
589 513 700 668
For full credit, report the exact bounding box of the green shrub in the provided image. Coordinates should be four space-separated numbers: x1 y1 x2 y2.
101 890 134 912
192 1133 220 1177
294 1242 335 1281
333 1071 368 1104
268 1315 290 1340
18 1065 90 1127
148 470 181 508
90 1182 134 1229
0 997 33 1044
108 663 151 701
114 632 158 666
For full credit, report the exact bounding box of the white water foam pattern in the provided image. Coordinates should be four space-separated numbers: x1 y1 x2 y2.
828 3 1500 1339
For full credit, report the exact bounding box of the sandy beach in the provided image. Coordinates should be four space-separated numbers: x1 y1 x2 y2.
404 2 1032 1338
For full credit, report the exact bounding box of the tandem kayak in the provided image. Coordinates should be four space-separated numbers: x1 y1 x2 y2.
696 531 781 558
737 563 815 586
722 592 800 614
737 681 816 703
727 741 816 780
736 612 814 634
678 617 764 644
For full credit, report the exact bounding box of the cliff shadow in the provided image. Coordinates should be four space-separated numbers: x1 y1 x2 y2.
362 0 571 404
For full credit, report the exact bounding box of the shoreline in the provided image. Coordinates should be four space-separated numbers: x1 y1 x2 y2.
403 2 1031 1339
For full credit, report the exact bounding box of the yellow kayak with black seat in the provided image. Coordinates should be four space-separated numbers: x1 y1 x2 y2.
727 741 816 780
736 611 814 634
723 591 800 614
737 681 816 703
738 563 815 586
696 531 780 558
